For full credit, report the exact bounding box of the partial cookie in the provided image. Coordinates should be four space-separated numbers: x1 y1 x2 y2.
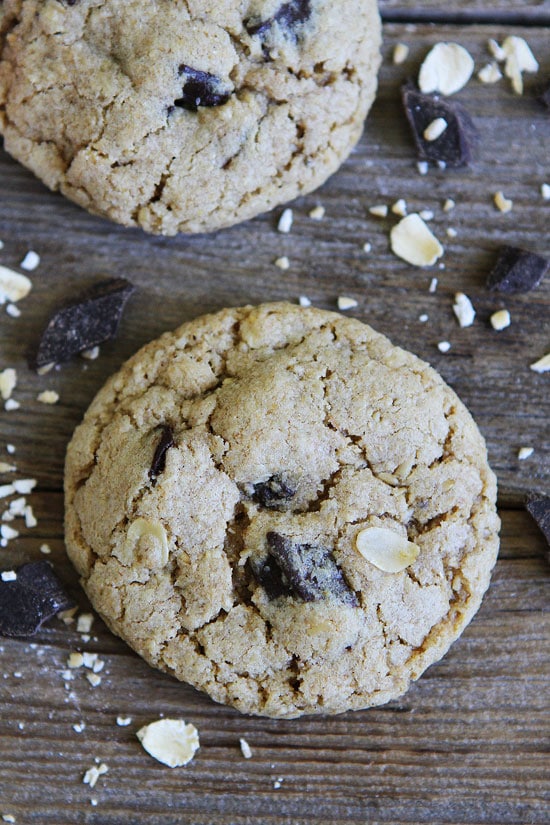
65 303 500 718
0 1 381 234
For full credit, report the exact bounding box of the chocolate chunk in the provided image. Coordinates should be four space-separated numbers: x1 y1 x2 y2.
252 531 358 605
252 475 295 509
486 246 549 294
402 82 478 167
149 426 174 481
174 65 231 111
0 561 74 638
526 495 550 559
246 0 312 40
32 278 135 368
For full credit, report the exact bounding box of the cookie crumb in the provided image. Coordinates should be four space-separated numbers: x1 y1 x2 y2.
81 346 100 360
518 447 534 460
37 390 59 405
478 63 502 84
419 209 434 221
2 815 16 823
4 399 20 412
337 296 358 311
73 722 86 733
68 652 84 669
6 304 21 318
239 737 253 759
77 613 94 634
298 296 312 308
309 206 325 220
36 363 55 376
1 526 19 542
419 314 429 323
490 309 511 330
530 353 550 373
429 277 438 293
0 265 32 303
13 479 36 494
453 293 476 328
541 183 550 201
0 462 16 473
393 43 409 65
443 198 456 212
1 571 17 582
488 38 506 62
391 199 407 217
83 763 108 789
20 251 40 272
446 227 458 238
136 719 200 767
369 204 388 218
494 191 513 213
502 36 539 95
6 445 15 455
0 369 17 401
390 214 444 267
423 117 448 142
362 242 372 253
116 716 132 727
418 42 474 96
417 161 429 175
438 341 451 353
40 543 52 555
277 209 293 234
86 672 102 688
274 256 290 270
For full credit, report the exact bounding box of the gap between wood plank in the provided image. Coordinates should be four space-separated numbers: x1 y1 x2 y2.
380 10 550 27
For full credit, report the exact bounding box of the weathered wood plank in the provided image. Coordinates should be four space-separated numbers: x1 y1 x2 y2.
0 508 548 825
379 1 550 26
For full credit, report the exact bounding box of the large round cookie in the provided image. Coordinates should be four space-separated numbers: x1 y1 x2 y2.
0 1 381 234
65 303 500 718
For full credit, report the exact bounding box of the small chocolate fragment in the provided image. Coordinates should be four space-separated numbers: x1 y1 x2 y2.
174 65 231 111
245 0 312 40
252 474 295 509
32 278 135 368
251 531 358 605
526 495 550 560
486 246 549 294
149 425 174 481
402 82 478 168
0 561 74 638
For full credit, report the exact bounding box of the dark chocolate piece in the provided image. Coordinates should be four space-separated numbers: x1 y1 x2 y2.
0 561 74 638
402 82 478 168
174 65 231 111
245 0 311 40
32 278 135 368
251 531 358 605
486 246 549 294
526 495 550 558
252 474 295 509
149 426 174 481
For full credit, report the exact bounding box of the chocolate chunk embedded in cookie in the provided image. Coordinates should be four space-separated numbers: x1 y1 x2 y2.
65 303 500 717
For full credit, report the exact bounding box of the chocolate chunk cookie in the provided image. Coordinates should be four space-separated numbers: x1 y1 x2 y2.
0 1 381 234
65 303 500 717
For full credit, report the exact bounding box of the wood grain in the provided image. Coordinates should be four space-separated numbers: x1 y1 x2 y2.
0 13 549 825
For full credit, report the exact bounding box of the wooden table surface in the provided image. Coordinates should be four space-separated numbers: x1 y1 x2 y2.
0 2 549 824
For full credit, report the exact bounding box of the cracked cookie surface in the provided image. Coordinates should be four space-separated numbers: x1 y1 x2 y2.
0 0 381 234
64 303 500 717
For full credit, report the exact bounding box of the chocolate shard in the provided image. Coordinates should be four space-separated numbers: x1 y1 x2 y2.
252 474 295 509
245 0 312 40
0 561 75 638
174 65 231 111
401 81 478 168
486 246 549 294
251 531 358 606
526 495 550 560
32 278 135 368
149 425 174 481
